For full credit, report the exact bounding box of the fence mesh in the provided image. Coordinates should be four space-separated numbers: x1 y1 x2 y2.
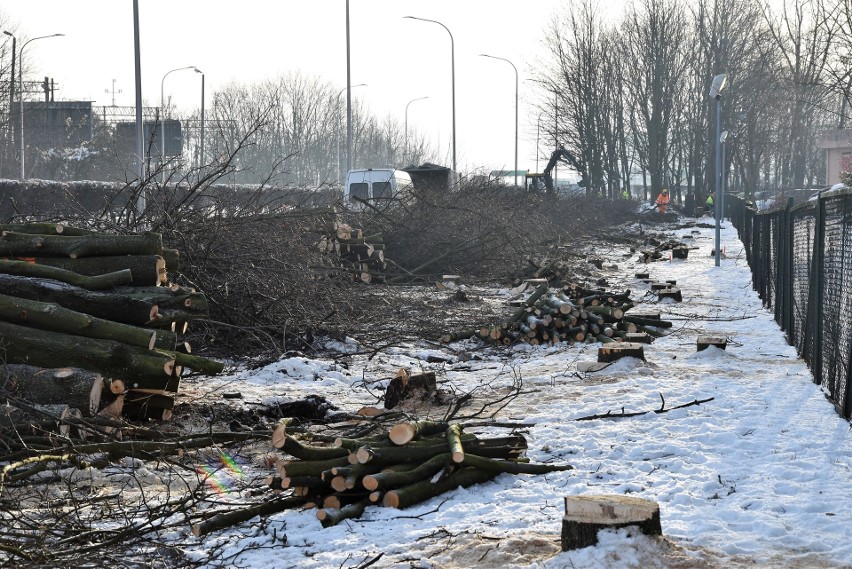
731 190 852 418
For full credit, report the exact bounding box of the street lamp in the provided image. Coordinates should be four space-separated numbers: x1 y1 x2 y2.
720 130 729 221
337 83 366 183
160 65 196 183
709 73 728 267
195 68 204 176
19 33 63 180
405 96 429 165
404 16 456 173
480 53 518 187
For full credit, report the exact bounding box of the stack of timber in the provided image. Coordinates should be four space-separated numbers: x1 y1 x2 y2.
318 220 386 284
440 282 672 347
0 223 223 421
218 419 574 533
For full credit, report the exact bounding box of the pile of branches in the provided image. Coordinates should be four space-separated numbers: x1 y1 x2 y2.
192 418 573 536
345 178 637 283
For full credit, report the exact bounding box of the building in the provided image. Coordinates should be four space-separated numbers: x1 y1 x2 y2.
817 129 852 185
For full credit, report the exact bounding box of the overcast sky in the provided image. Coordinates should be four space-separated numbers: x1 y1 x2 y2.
0 0 605 176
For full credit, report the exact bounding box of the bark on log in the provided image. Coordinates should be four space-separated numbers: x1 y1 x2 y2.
0 222 93 236
354 435 527 467
447 424 465 463
382 467 498 509
0 259 132 290
621 314 673 328
509 283 550 323
0 230 163 258
460 453 573 475
361 453 452 491
0 364 104 412
0 292 176 351
191 496 304 537
277 456 352 478
316 499 369 528
561 495 661 551
0 273 158 326
388 420 449 446
172 350 224 376
23 255 166 286
0 320 179 391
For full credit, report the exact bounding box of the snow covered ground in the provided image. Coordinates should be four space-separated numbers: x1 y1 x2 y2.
181 219 852 568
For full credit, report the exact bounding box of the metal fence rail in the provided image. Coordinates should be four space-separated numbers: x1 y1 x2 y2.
730 189 852 418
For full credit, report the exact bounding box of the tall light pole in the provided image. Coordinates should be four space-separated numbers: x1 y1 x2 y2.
480 53 518 187
337 83 366 182
195 68 204 175
160 65 196 183
405 96 429 165
709 73 728 267
404 16 456 173
720 130 729 221
19 33 63 180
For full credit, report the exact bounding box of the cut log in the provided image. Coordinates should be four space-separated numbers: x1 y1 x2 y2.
0 364 105 411
388 420 449 446
0 230 163 258
0 259 132 290
191 497 304 537
361 453 451 491
0 273 160 326
624 332 653 344
447 424 465 463
122 390 175 421
354 435 527 467
0 292 176 351
0 320 180 391
509 283 550 323
597 342 646 363
25 255 166 286
383 467 498 509
0 222 93 236
561 495 662 551
621 314 673 328
316 499 369 528
697 336 727 351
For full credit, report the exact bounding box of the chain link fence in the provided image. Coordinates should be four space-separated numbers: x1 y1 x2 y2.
730 189 852 418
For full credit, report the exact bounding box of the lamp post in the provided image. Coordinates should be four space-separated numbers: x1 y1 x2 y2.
19 33 63 180
160 65 196 183
709 73 728 267
720 130 729 221
404 16 455 173
337 83 366 183
195 68 204 175
405 96 429 165
480 54 518 188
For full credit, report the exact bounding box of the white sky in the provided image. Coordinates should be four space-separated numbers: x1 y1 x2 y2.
0 0 609 175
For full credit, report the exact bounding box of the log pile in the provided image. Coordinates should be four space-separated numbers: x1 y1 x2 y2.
440 282 671 347
0 223 223 421
318 219 386 284
249 419 573 530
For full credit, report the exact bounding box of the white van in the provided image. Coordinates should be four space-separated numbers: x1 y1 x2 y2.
344 168 413 209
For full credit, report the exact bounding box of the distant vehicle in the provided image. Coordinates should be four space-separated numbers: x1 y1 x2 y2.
344 168 413 210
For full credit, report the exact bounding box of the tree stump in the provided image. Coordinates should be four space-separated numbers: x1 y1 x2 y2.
597 342 645 363
633 272 650 280
561 495 662 551
650 282 670 290
671 246 689 259
658 287 682 302
442 275 461 287
697 336 727 351
625 332 653 344
384 370 437 409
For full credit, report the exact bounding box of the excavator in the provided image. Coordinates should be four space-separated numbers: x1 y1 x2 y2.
526 146 585 194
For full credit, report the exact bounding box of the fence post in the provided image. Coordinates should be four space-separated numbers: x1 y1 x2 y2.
805 193 824 389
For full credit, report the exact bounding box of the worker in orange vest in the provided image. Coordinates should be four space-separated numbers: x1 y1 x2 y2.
654 188 670 213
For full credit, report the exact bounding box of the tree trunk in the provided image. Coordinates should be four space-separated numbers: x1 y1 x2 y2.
382 467 498 509
0 259 132 290
561 495 661 551
0 320 179 391
0 292 176 350
23 255 166 286
0 230 163 258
